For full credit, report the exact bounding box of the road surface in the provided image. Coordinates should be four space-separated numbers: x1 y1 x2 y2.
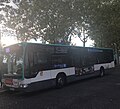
0 67 120 109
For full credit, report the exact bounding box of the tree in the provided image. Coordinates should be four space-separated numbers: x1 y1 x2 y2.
1 0 77 44
71 22 90 47
2 0 120 49
1 0 93 45
89 0 120 49
0 0 96 46
32 0 78 44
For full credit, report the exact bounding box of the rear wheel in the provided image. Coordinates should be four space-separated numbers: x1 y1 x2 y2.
56 74 66 88
100 67 105 77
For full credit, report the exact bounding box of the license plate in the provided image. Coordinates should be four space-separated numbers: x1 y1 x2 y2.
5 79 13 85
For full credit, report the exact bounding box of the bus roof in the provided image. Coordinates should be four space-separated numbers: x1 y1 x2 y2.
4 42 113 50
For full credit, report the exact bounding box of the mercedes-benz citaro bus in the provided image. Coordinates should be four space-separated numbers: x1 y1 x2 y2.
2 42 115 92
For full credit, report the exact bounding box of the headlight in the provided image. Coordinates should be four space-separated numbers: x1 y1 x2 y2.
20 84 28 88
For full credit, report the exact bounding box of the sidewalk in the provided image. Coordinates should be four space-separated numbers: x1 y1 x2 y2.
0 88 6 93
0 85 6 93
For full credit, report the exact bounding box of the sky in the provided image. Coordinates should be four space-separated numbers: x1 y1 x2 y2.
0 24 94 47
28 37 94 47
71 37 94 47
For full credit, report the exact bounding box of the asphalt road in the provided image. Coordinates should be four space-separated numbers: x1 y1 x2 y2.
0 67 120 109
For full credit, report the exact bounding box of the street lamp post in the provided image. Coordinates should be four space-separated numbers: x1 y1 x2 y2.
114 43 119 65
0 27 2 51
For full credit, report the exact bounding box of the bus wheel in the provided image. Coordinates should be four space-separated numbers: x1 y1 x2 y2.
100 67 105 77
56 74 66 88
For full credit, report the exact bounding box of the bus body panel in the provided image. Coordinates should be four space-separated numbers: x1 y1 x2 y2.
2 42 115 91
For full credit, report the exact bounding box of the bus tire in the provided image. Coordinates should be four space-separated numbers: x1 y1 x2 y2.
56 73 66 88
100 67 105 77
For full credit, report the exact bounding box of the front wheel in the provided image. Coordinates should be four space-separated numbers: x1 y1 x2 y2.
56 74 66 88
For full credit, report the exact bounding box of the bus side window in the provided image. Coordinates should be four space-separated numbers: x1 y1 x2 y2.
82 54 98 66
96 57 99 64
36 52 50 71
33 53 38 66
82 56 87 67
72 54 82 67
52 55 67 69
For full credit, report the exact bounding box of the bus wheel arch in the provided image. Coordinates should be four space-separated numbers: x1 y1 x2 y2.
56 72 67 88
100 66 105 77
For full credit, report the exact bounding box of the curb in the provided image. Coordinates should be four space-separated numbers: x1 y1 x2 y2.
0 88 6 93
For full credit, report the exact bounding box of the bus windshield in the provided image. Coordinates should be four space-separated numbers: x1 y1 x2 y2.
3 44 23 76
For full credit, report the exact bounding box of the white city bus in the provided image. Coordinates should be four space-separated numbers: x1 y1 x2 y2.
2 42 114 91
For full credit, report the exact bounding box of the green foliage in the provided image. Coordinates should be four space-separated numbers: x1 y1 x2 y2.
89 0 120 49
1 0 120 49
32 0 77 44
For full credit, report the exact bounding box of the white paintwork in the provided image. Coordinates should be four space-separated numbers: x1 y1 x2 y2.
109 61 115 68
22 61 115 85
94 61 114 71
5 61 115 87
22 67 75 84
50 67 75 79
